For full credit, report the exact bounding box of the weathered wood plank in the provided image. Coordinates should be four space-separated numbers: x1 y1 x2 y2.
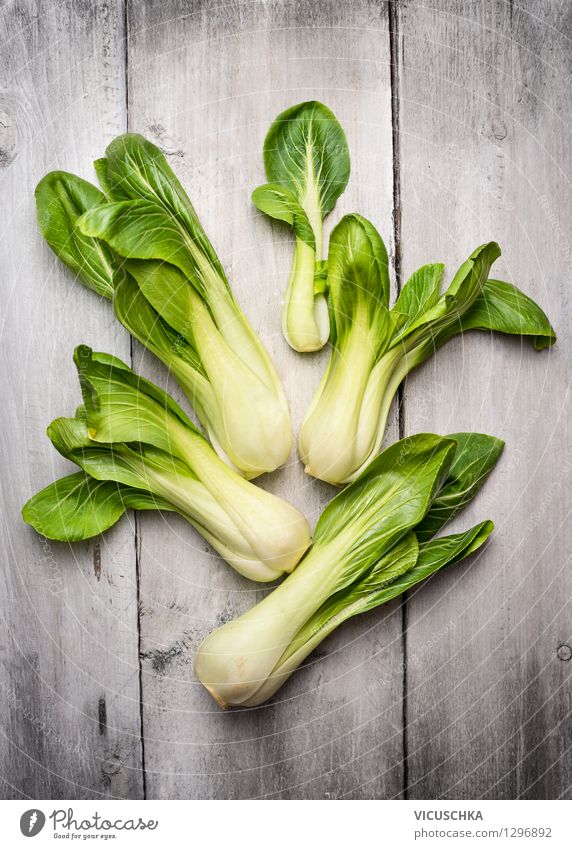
5 0 567 803
0 0 143 798
127 0 402 799
396 0 572 799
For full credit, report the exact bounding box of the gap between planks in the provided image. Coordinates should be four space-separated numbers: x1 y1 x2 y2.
388 0 408 801
122 0 148 801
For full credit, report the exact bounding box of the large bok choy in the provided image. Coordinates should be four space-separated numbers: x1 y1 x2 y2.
195 432 503 707
252 101 350 352
36 134 292 479
22 347 311 582
299 214 556 484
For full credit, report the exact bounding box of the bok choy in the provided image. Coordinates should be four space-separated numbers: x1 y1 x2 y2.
22 347 311 582
36 134 293 479
299 214 556 484
195 431 503 707
252 101 350 352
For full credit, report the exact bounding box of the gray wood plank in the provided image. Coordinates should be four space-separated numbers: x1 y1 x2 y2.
396 0 572 799
127 0 403 799
0 0 143 798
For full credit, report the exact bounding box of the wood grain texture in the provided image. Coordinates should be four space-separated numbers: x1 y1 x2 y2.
0 0 144 798
395 0 572 799
1 0 570 801
126 0 401 799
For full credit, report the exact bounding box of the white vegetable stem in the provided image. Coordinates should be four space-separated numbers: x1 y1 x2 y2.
195 536 345 706
184 286 293 478
165 423 312 581
282 239 329 353
299 315 407 485
282 173 329 353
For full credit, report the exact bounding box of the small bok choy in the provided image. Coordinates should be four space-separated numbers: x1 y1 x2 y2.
22 347 311 582
299 214 556 484
36 134 292 479
252 101 350 351
195 431 503 707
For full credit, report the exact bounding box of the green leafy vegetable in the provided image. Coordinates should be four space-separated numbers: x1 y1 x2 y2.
299 215 556 484
35 136 293 479
22 472 169 542
194 432 500 707
241 520 493 706
195 433 455 706
459 279 557 350
35 172 121 298
22 347 311 583
415 432 504 541
252 101 350 351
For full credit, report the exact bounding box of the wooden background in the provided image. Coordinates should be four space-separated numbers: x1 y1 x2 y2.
1 0 570 799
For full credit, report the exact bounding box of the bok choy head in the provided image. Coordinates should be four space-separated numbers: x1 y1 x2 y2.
195 431 503 707
22 347 311 583
299 214 556 485
252 101 350 352
35 135 293 479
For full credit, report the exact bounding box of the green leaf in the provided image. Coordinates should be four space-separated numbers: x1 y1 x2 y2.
447 242 501 301
35 171 123 299
390 263 444 340
314 433 457 580
328 213 390 346
48 414 180 489
85 444 191 489
297 532 420 648
122 258 198 344
460 278 557 350
318 520 494 629
22 472 170 542
122 487 177 513
47 415 92 456
77 345 194 426
113 272 205 377
262 101 350 224
77 199 204 293
381 520 495 603
395 243 501 348
252 183 316 249
416 433 505 542
90 134 228 290
93 157 113 196
112 273 217 431
96 134 196 217
425 242 502 346
73 345 200 453
406 242 502 346
314 260 328 294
